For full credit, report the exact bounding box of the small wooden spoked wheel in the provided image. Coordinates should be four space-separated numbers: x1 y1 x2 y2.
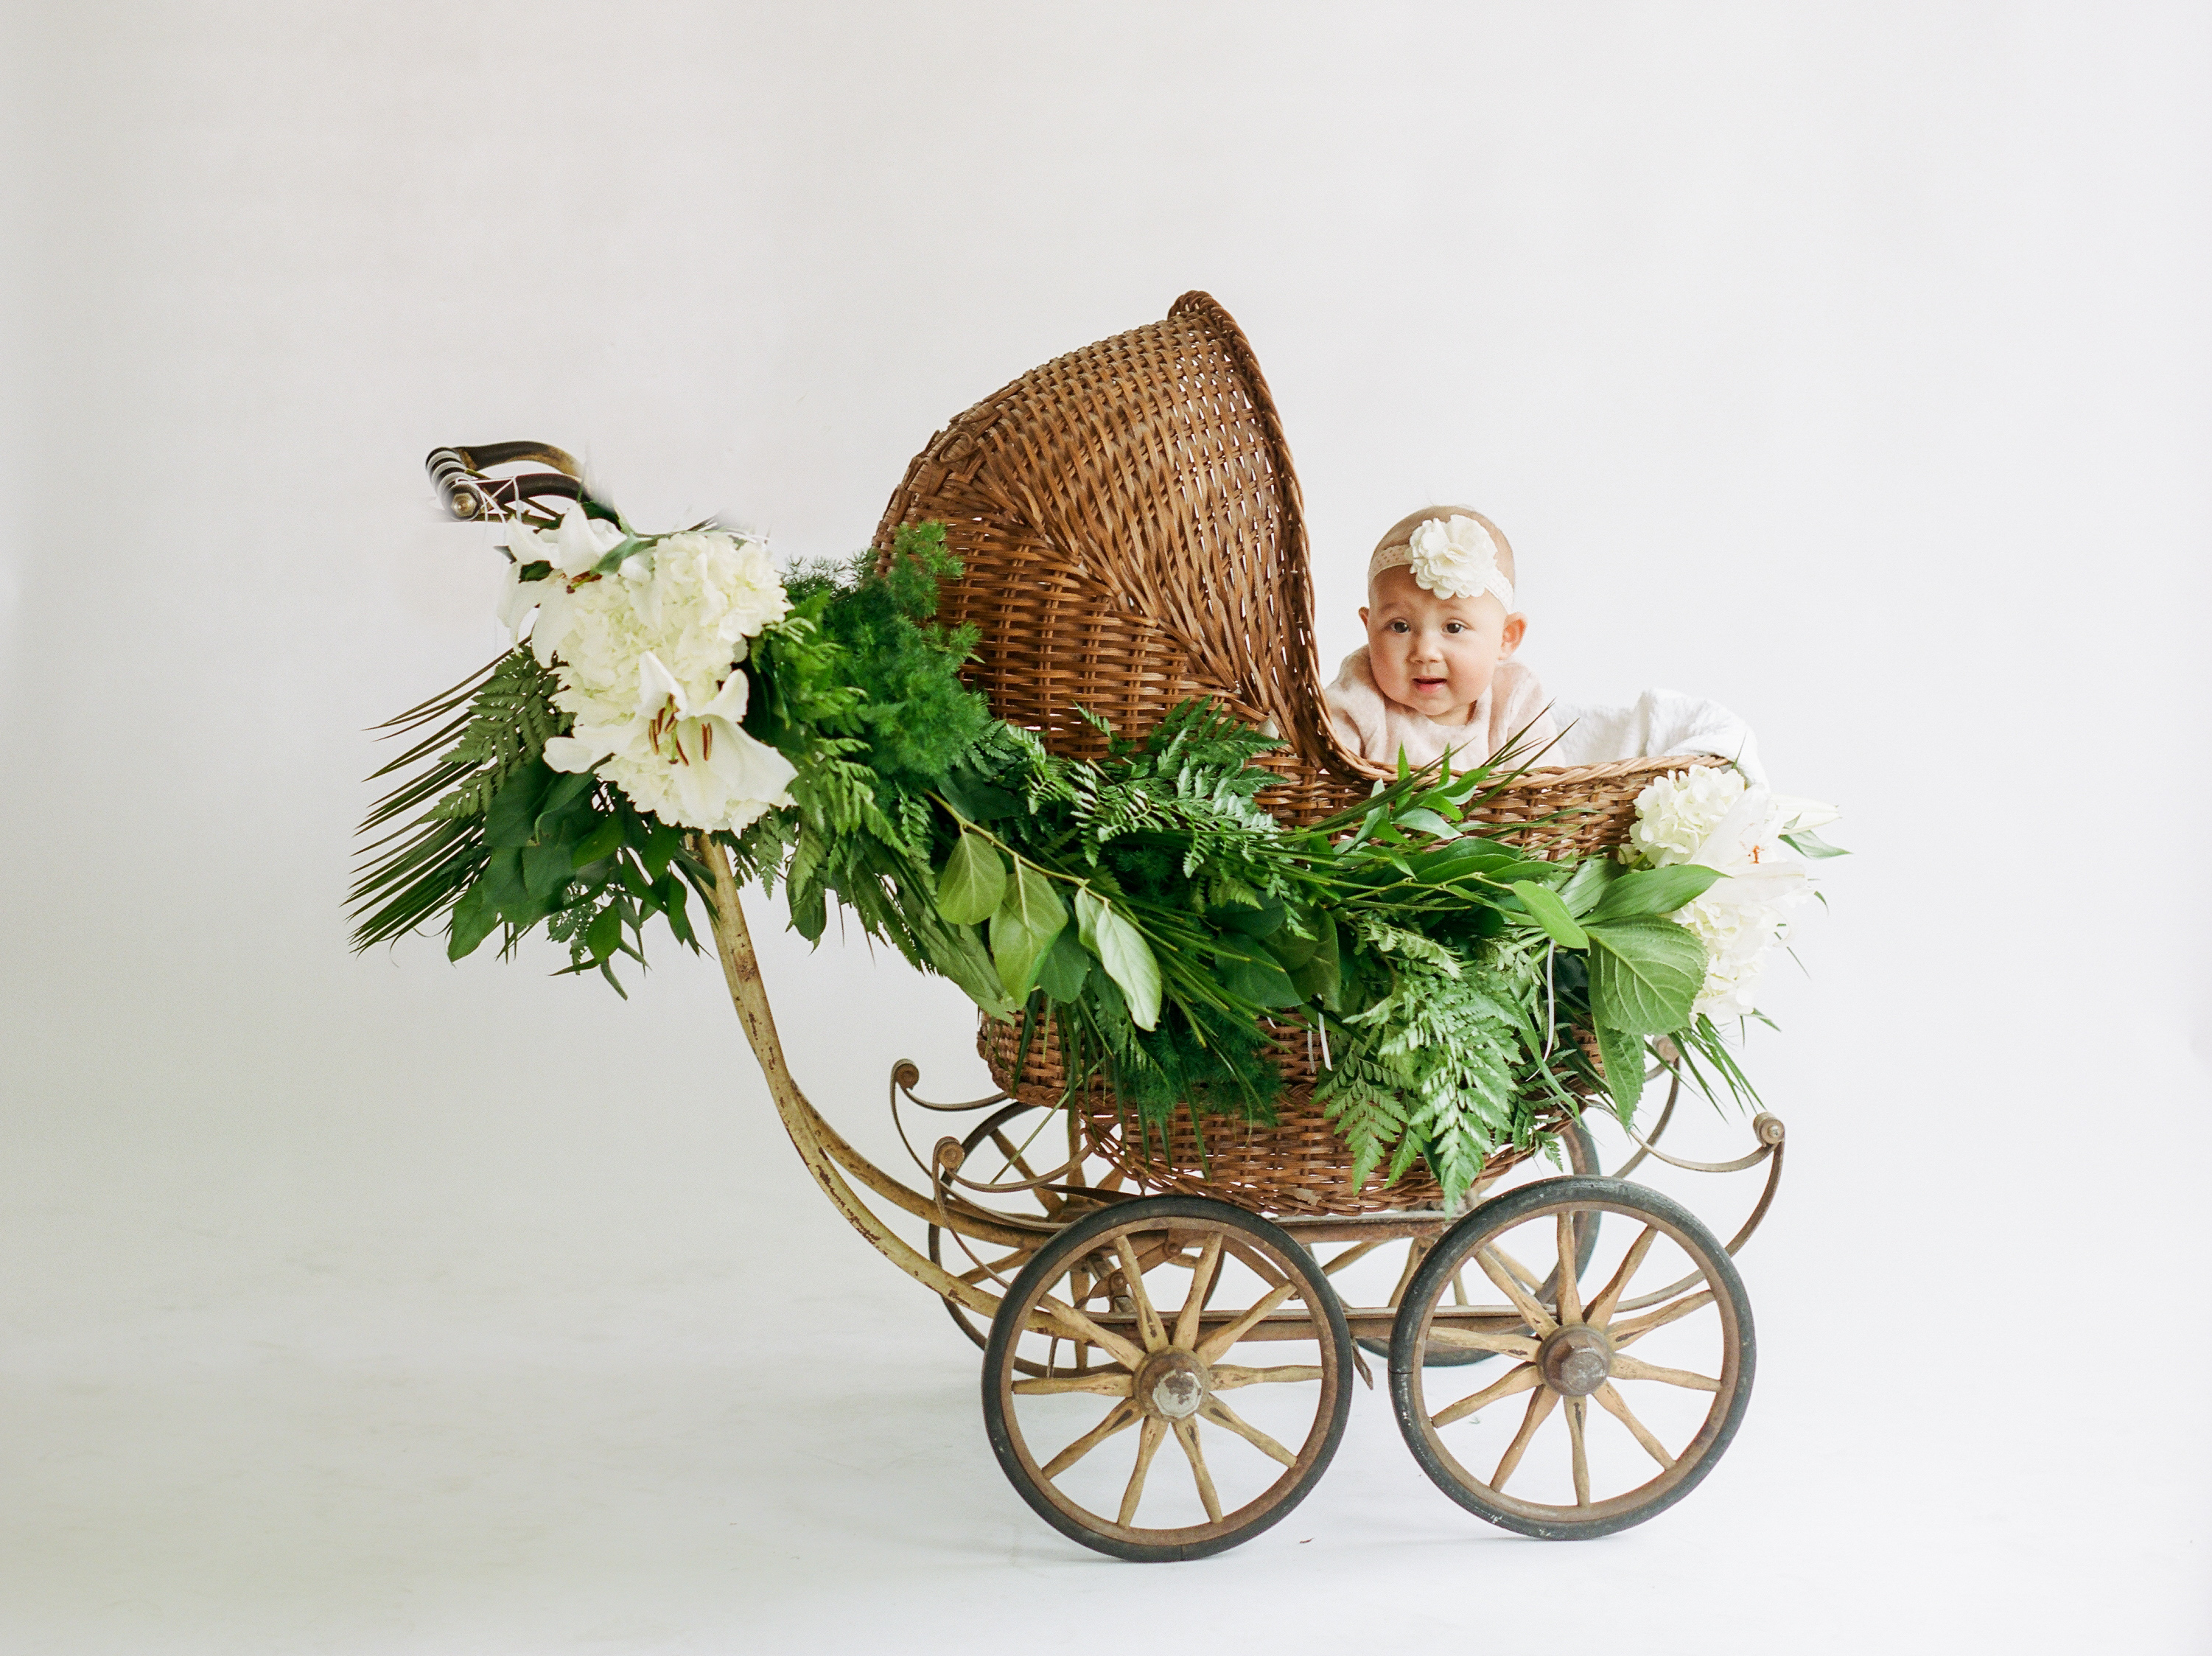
982 1195 1353 1562
1390 1176 1753 1540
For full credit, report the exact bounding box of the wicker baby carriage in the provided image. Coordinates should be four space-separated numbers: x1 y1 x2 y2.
430 293 1788 1562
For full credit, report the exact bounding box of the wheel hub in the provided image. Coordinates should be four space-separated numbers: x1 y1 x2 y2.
1537 1324 1613 1397
1134 1349 1209 1420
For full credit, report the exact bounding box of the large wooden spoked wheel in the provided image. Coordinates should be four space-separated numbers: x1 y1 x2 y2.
982 1195 1354 1562
1390 1176 1753 1540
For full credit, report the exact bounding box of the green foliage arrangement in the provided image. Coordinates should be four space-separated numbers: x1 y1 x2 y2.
355 520 1752 1204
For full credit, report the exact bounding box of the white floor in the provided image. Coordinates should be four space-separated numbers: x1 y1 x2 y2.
7 939 2204 1655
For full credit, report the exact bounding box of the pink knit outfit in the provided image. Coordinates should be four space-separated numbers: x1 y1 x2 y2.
1323 648 1558 772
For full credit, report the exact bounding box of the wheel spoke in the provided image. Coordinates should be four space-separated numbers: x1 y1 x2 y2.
1040 1399 1139 1478
1198 1396 1297 1467
1585 1224 1659 1327
1113 1240 1168 1352
1195 1279 1301 1363
1491 1384 1561 1492
1208 1363 1323 1389
1430 1360 1539 1430
1174 1231 1223 1350
1488 1243 1546 1295
1118 1416 1169 1526
1610 1354 1721 1391
1555 1213 1583 1325
1592 1380 1676 1470
1450 1268 1469 1307
1566 1395 1590 1506
1474 1246 1558 1335
1424 1328 1539 1357
1387 1236 1435 1307
1173 1419 1223 1522
1321 1237 1387 1277
1013 1372 1132 1397
1032 1290 1146 1370
1609 1288 1715 1347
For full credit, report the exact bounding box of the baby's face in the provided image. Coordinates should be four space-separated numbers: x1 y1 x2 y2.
1360 565 1526 726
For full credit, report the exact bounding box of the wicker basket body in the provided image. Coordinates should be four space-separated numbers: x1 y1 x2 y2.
884 292 1708 1215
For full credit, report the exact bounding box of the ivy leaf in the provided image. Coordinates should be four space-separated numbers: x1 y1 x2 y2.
936 831 1007 925
990 860 1066 999
1035 925 1091 1002
1592 1019 1648 1124
1264 913 1320 971
1557 856 1623 916
657 875 697 949
1511 881 1590 949
447 884 500 961
641 820 684 881
585 904 623 962
483 763 550 850
1289 914 1342 1010
1077 890 1162 1030
481 845 528 915
1586 918 1707 1035
1217 944 1303 1008
537 769 595 825
572 816 626 869
523 839 574 901
1586 864 1723 923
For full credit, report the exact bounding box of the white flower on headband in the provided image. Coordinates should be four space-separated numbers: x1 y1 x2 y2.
1405 515 1513 607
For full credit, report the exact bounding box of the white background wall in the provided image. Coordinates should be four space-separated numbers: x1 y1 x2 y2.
3 4 2206 1652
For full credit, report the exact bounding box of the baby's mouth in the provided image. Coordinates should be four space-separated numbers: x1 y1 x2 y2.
1411 677 1449 694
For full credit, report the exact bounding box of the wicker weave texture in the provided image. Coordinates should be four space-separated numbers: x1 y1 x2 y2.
976 1015 1455 1216
875 290 1718 849
887 293 1713 1213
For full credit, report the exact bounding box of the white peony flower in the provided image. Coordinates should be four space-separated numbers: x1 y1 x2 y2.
511 511 799 834
1404 514 1513 607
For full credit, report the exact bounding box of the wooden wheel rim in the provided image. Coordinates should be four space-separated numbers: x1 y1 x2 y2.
1390 1176 1754 1539
984 1195 1352 1562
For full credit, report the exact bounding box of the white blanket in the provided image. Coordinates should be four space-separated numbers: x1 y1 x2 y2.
1543 688 1765 787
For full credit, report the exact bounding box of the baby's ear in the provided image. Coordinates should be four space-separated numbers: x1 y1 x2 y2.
1499 613 1527 657
1358 605 1371 628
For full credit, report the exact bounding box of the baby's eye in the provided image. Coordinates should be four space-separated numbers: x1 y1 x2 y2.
1444 621 1466 634
1388 620 1410 633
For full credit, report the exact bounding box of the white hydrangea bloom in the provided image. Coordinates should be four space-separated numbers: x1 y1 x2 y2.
1628 766 1748 867
1629 767 1838 1020
1671 888 1791 1021
502 514 797 834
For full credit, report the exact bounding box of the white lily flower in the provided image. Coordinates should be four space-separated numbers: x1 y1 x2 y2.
1772 794 1842 834
495 557 543 642
547 508 624 576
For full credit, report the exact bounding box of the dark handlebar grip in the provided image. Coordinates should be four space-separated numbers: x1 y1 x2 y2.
426 444 587 521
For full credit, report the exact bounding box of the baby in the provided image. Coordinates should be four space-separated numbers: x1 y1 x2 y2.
1326 507 1558 772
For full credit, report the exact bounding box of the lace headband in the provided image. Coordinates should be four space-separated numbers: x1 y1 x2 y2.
1368 514 1514 609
